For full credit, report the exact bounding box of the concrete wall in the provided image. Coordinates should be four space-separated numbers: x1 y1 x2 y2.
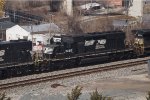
128 0 143 17
62 0 73 16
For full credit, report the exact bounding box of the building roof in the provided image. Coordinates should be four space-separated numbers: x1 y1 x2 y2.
21 23 60 33
113 19 137 27
78 3 102 10
113 20 128 27
107 0 122 6
0 21 15 30
132 29 150 35
143 14 150 23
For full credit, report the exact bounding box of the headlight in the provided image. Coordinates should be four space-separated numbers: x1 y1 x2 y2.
44 48 53 54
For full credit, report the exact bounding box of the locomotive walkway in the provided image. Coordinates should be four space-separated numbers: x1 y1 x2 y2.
0 57 149 90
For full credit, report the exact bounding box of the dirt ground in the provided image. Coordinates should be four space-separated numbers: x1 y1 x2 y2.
80 74 150 100
8 73 150 100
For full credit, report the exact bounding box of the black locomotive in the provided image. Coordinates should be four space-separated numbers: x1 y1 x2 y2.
42 29 150 67
43 31 126 65
0 40 32 78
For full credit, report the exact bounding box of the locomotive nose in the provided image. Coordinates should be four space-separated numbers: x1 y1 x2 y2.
44 47 54 54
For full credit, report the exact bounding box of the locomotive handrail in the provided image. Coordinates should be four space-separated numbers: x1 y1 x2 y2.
0 62 33 69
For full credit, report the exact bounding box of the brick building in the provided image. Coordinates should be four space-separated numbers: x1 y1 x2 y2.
106 0 122 7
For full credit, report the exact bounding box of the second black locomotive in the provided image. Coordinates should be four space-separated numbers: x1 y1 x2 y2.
42 29 150 66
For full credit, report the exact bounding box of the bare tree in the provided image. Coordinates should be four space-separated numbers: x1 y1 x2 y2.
0 93 11 100
67 86 82 100
5 0 49 10
67 8 83 34
67 17 83 34
90 89 112 100
146 91 150 100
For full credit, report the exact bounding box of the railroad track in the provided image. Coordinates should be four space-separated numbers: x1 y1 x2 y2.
0 59 147 90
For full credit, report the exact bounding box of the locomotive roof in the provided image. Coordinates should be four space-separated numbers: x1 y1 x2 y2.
132 29 150 35
62 31 124 37
0 40 30 45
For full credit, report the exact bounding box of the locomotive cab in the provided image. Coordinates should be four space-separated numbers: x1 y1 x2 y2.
44 45 65 59
132 29 150 55
44 35 66 59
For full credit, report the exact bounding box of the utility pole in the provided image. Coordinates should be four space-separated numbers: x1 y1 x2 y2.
13 10 15 23
106 0 109 31
49 16 51 45
48 14 53 45
31 23 33 50
64 0 73 16
126 0 130 44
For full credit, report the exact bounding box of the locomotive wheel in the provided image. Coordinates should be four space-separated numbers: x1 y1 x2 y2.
132 53 137 59
39 62 48 72
51 60 64 70
1 69 8 79
16 67 22 75
115 53 124 60
58 61 64 70
109 54 116 61
75 58 81 66
42 60 50 71
10 68 16 77
22 65 33 75
0 70 4 79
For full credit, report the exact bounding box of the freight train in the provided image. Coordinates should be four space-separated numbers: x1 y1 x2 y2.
0 29 150 79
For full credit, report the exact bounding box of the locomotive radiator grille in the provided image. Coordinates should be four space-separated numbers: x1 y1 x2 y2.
134 38 144 55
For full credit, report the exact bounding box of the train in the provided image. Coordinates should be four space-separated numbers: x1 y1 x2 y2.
0 29 150 79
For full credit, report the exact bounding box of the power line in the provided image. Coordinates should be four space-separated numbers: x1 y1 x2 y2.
5 9 45 23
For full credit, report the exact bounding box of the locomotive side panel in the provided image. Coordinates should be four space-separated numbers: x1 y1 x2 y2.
83 31 126 53
142 31 150 54
0 40 32 65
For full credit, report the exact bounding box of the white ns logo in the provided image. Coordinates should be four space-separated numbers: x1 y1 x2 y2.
97 39 106 45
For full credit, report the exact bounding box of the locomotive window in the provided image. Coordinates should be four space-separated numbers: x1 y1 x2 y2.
23 36 28 40
62 37 73 43
91 6 101 10
55 46 64 53
33 38 36 43
143 33 150 37
53 37 61 42
47 39 50 44
64 43 72 49
137 36 143 39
